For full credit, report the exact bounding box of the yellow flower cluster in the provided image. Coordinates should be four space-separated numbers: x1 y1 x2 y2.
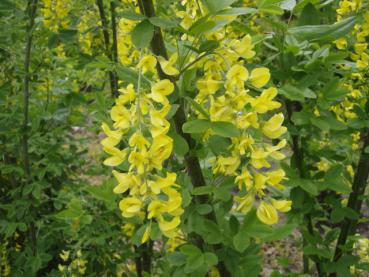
41 0 71 31
78 11 97 55
58 249 87 275
332 0 368 147
0 241 10 277
350 235 369 274
179 1 291 225
102 55 183 241
117 17 140 66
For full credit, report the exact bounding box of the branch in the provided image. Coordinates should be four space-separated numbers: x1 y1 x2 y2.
23 0 38 256
330 131 369 275
137 1 231 276
96 0 118 97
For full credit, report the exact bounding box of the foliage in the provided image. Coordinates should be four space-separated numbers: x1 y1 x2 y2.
0 0 368 276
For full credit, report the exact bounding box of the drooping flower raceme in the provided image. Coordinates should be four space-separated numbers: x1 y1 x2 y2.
102 55 183 241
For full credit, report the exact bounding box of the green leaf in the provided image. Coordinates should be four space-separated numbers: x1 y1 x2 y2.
256 0 283 15
217 7 257 16
288 16 357 42
279 84 305 101
182 119 212 133
196 204 212 215
119 11 147 20
199 40 219 52
285 178 319 195
171 133 189 156
211 121 240 137
131 20 154 49
168 252 187 266
208 135 231 155
185 97 210 119
55 199 83 220
280 0 296 11
149 17 178 29
310 117 330 131
262 224 297 241
189 18 216 36
203 252 218 267
193 186 213 195
202 0 238 13
180 244 202 256
233 231 250 252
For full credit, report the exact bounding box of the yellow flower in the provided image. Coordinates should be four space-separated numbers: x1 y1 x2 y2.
235 193 254 213
256 201 278 225
271 199 292 212
235 169 253 190
158 216 181 238
103 146 128 166
158 54 179 76
101 122 122 148
232 34 255 59
122 223 135 236
119 197 142 218
59 250 70 261
148 201 166 219
213 156 241 175
137 55 157 74
128 150 147 174
129 132 149 150
250 68 270 88
150 105 170 137
334 38 347 49
141 225 151 243
117 83 136 105
226 64 249 83
251 87 281 114
151 79 174 104
111 105 131 130
262 113 287 139
148 135 173 170
266 169 285 188
112 170 139 194
197 77 222 95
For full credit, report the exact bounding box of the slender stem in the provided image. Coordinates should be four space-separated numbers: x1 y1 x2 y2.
137 1 231 276
110 0 119 94
329 131 369 276
96 0 118 97
23 0 38 256
285 101 323 276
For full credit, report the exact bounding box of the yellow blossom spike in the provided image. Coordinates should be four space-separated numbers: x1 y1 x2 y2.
256 201 278 225
250 68 270 88
271 199 292 212
151 79 174 104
